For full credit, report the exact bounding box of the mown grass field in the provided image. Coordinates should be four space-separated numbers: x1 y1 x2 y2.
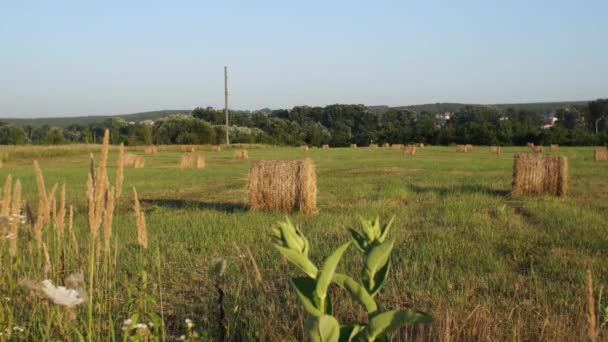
1 144 607 341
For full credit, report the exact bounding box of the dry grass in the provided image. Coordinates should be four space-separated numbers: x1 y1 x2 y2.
456 145 469 153
123 153 145 168
248 158 317 214
489 146 501 155
179 153 205 169
550 144 559 151
234 150 249 160
532 146 544 153
403 145 416 156
144 146 158 154
594 148 608 161
512 153 568 197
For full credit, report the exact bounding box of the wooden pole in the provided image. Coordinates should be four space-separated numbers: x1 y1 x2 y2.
224 66 229 146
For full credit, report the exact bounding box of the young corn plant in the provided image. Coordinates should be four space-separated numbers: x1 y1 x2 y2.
272 216 432 342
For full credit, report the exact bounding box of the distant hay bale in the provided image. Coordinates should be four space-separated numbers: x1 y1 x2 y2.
465 144 473 150
527 142 535 147
382 143 390 148
391 144 403 150
489 146 501 155
550 144 559 151
181 145 196 152
248 159 317 214
300 145 309 151
123 153 145 168
322 144 330 150
350 144 357 148
144 146 158 154
234 150 249 160
179 153 205 169
456 145 468 153
403 145 416 156
594 148 608 161
212 146 222 152
532 146 544 153
512 153 568 197
369 144 378 148
417 143 424 147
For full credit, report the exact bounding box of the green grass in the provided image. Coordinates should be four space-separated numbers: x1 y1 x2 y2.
1 145 606 340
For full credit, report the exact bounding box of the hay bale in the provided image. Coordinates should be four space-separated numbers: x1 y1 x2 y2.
489 146 501 155
124 153 145 168
403 145 416 156
550 144 559 151
512 153 568 197
382 143 390 148
179 153 205 169
211 146 222 152
456 145 468 153
350 144 357 149
417 143 424 147
527 142 535 148
532 146 544 153
594 148 608 161
144 146 158 154
248 159 317 214
300 145 309 151
322 144 330 150
369 144 378 148
465 144 473 150
181 145 196 153
391 144 403 150
234 150 249 160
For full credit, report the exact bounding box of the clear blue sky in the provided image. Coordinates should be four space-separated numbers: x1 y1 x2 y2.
1 0 606 118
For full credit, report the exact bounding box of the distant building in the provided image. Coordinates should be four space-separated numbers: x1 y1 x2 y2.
542 116 558 129
435 112 451 127
140 120 155 126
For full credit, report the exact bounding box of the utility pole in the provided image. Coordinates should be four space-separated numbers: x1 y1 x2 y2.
224 66 229 146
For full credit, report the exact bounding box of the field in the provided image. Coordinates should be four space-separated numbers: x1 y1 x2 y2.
0 144 607 341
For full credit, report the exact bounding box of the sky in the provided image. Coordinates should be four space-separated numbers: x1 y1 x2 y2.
1 0 607 118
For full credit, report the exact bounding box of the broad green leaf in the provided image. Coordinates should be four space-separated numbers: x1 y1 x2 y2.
333 273 378 314
339 323 365 342
305 315 341 342
315 242 351 306
275 245 318 278
358 216 376 241
377 216 395 243
363 239 394 294
348 228 367 252
364 310 433 340
279 220 304 251
367 260 390 296
291 277 323 316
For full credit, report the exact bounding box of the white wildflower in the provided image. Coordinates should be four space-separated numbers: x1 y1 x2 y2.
40 280 86 308
179 335 186 340
134 323 148 330
12 326 25 332
185 318 194 329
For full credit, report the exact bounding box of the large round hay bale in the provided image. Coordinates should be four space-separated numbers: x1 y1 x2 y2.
403 145 416 156
532 146 544 153
512 153 568 197
391 144 403 150
124 153 145 168
350 144 357 149
456 145 468 153
144 146 158 154
234 150 249 160
322 144 330 150
527 142 535 147
369 144 378 148
550 144 559 151
181 145 196 153
489 146 501 155
248 159 317 214
300 145 309 151
180 153 205 169
382 143 390 148
212 146 222 152
594 148 608 161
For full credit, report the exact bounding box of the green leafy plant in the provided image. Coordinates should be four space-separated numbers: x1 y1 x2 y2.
273 216 432 342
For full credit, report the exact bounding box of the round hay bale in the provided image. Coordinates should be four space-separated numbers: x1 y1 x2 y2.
550 144 559 151
300 145 309 151
322 144 330 150
180 153 205 169
532 146 544 153
212 146 222 152
369 144 378 148
144 146 158 154
248 159 317 214
234 150 249 160
403 145 416 156
456 145 468 153
350 144 357 149
124 153 145 168
489 146 501 155
181 145 196 153
391 144 403 150
594 148 608 161
527 142 535 148
382 143 390 148
512 153 568 197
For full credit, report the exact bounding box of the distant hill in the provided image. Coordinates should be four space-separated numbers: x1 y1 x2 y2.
0 101 590 127
0 110 188 128
369 101 588 115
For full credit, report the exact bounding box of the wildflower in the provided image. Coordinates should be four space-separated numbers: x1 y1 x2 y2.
134 323 148 330
147 321 154 327
185 318 194 329
179 335 186 341
40 280 87 308
12 326 25 333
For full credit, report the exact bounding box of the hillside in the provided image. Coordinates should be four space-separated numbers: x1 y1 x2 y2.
0 101 589 128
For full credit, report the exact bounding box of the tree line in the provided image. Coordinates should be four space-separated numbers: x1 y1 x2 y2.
1 99 606 146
